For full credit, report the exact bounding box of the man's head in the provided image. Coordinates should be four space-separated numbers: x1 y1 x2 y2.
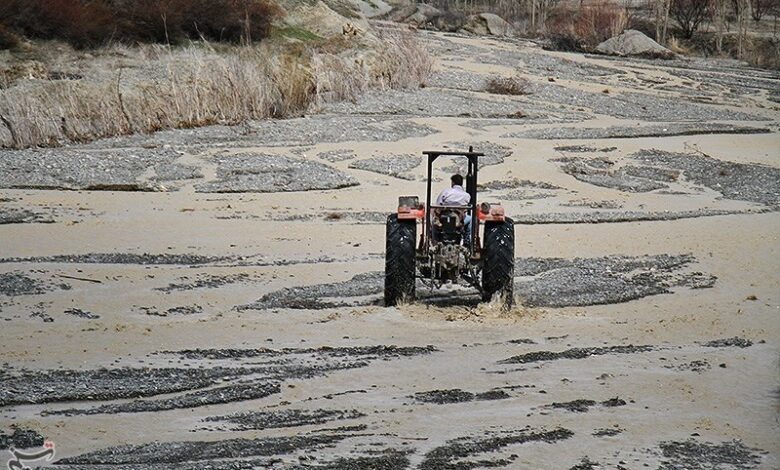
451 174 464 187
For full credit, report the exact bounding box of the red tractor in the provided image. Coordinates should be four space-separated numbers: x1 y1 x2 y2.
385 148 515 308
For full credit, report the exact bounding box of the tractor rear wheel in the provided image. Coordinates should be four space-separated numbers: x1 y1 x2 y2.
385 214 416 306
482 218 515 307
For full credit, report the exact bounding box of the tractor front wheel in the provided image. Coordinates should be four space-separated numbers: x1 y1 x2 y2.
385 214 416 306
482 218 515 307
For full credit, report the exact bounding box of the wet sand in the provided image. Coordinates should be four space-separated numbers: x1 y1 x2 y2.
1 28 779 469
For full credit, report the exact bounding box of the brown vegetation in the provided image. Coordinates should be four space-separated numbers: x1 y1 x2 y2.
485 75 531 95
0 28 432 149
544 2 630 51
0 0 283 49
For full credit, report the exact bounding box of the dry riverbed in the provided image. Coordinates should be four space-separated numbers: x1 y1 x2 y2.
1 26 779 469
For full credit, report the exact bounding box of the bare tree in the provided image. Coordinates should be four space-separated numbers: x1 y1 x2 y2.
671 0 710 38
655 0 672 44
736 0 749 55
712 0 727 52
750 0 779 21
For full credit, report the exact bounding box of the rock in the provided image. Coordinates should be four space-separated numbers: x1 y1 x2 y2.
462 13 515 36
596 30 674 58
431 10 468 32
280 0 369 37
406 4 442 27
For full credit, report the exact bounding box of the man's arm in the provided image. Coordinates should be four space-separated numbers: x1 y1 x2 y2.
436 189 446 206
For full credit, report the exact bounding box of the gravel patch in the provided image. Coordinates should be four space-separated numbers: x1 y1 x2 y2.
548 399 597 412
239 272 384 310
667 359 711 372
205 408 364 431
459 113 590 130
479 178 562 190
292 450 411 470
49 382 281 416
527 82 763 122
242 254 711 310
658 439 764 469
412 388 510 404
427 69 489 92
484 47 623 82
0 427 44 450
0 272 60 297
557 157 669 192
0 253 229 265
666 67 780 96
621 164 681 183
322 211 390 224
418 428 574 470
561 199 623 209
141 305 204 316
500 345 654 364
0 207 54 224
502 123 770 140
569 457 600 469
64 308 100 319
555 146 617 153
323 88 537 119
317 149 357 162
195 153 359 193
154 273 252 292
512 208 768 224
515 253 707 307
498 189 557 200
166 345 438 361
56 434 351 466
348 154 422 179
0 367 255 407
630 149 780 206
151 163 204 182
86 116 439 149
440 141 512 173
0 148 184 191
700 337 753 348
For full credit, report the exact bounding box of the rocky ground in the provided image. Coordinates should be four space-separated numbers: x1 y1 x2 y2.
1 24 778 469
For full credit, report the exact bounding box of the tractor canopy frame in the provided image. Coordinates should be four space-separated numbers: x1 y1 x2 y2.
422 147 484 254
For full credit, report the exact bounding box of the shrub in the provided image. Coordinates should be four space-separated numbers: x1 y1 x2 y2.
0 24 20 50
544 3 629 50
485 75 530 95
742 36 780 69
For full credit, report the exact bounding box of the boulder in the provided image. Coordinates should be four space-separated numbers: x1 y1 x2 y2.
405 4 442 26
431 11 467 32
351 0 393 18
279 0 369 37
462 13 515 36
595 30 674 58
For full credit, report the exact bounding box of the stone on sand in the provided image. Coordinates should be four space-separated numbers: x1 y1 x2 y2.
462 13 515 36
596 30 674 58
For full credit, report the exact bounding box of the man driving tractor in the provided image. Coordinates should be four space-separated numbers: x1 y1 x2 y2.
384 149 514 308
434 174 472 246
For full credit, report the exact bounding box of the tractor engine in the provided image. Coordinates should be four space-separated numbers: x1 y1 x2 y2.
432 242 466 281
438 210 462 245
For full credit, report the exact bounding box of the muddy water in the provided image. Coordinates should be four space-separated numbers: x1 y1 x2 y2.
1 28 779 469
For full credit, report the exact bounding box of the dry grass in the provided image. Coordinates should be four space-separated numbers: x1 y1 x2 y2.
544 2 630 50
667 36 691 55
0 30 433 148
485 75 530 95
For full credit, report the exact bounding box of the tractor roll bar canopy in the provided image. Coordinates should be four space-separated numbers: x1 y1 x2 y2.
422 148 484 251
